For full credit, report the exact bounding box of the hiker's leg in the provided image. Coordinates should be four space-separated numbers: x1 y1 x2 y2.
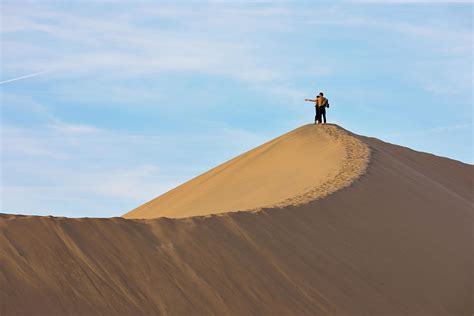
319 108 325 124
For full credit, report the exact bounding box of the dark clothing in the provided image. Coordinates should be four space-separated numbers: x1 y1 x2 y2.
311 95 329 124
315 106 320 124
315 105 326 124
319 106 326 124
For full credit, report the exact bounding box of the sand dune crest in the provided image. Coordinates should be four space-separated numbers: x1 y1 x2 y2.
124 124 370 219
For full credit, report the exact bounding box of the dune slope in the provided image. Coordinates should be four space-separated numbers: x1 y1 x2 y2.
1 125 473 316
124 124 370 218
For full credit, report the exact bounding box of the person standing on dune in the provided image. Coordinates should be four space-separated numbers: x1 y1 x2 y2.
305 94 320 124
317 92 329 124
305 92 330 124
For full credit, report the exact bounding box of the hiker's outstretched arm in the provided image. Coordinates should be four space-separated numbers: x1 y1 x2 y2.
305 99 316 102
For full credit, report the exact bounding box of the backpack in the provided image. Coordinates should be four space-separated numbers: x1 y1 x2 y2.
321 97 329 108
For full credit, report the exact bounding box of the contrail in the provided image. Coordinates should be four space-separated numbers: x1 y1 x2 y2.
0 71 48 85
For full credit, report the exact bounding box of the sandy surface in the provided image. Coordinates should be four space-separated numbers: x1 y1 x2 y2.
124 124 370 218
1 125 473 315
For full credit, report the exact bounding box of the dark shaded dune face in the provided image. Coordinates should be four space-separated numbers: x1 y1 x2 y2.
1 126 473 316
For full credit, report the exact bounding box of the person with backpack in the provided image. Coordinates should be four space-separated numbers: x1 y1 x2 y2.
305 92 330 124
317 92 329 124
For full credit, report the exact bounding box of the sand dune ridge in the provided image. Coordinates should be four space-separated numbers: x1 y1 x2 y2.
124 124 370 219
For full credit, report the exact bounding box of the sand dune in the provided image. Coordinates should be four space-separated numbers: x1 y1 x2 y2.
124 124 370 218
1 124 472 315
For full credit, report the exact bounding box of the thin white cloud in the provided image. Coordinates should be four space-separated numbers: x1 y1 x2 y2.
1 165 177 217
0 71 49 85
48 123 103 135
2 126 72 160
1 111 269 215
384 123 472 138
1 3 288 84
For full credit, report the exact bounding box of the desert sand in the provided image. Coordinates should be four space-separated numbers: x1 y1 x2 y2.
124 124 370 218
1 124 473 315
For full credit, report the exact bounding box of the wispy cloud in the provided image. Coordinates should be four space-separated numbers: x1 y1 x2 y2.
0 71 49 85
1 3 289 83
48 122 103 135
384 123 472 138
1 96 269 215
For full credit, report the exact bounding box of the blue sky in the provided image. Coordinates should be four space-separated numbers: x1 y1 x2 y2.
1 0 472 217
